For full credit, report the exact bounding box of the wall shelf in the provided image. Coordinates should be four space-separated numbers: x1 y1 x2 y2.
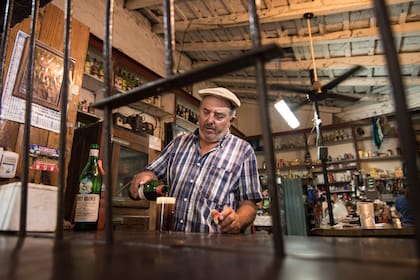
82 73 171 119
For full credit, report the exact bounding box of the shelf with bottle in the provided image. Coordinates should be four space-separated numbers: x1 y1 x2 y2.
175 115 198 132
359 155 402 162
76 110 101 128
175 103 199 130
316 181 353 194
81 70 171 119
82 41 171 120
252 127 355 155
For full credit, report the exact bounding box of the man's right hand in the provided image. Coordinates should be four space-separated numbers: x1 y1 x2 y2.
129 170 157 199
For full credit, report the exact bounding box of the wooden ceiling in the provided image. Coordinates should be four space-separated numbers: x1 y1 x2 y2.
124 0 420 120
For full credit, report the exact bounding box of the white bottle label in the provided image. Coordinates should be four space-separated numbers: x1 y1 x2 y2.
138 184 146 200
74 194 100 222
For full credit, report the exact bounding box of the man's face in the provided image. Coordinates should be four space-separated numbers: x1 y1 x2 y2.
198 96 235 143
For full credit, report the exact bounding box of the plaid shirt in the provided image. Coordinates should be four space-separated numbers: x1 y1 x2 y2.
146 129 262 232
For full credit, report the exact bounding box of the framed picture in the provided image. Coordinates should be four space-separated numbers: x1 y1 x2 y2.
12 39 74 111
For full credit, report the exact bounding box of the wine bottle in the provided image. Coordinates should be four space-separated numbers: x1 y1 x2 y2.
74 144 102 231
138 179 170 201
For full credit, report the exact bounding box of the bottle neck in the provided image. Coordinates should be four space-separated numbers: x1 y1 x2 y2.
89 148 99 157
156 184 169 196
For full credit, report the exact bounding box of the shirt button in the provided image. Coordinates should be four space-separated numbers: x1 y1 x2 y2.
189 179 194 183
180 219 184 224
197 163 201 167
183 198 188 202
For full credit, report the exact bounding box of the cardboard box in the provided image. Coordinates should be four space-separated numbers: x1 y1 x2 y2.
0 182 57 232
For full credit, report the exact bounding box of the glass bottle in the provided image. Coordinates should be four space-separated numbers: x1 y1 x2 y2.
74 144 102 231
138 179 170 200
84 54 91 74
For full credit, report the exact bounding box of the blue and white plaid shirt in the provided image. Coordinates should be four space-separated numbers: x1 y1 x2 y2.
146 129 262 232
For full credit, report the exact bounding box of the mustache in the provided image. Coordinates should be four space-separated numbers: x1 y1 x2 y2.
204 123 215 129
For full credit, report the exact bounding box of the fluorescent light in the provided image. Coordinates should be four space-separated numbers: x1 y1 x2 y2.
274 99 300 129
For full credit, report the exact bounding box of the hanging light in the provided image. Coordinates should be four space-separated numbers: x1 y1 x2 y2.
274 99 300 129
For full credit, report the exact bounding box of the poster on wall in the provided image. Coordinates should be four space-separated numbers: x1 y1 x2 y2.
0 31 74 133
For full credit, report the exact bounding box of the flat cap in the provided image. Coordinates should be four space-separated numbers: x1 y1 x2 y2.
198 87 241 108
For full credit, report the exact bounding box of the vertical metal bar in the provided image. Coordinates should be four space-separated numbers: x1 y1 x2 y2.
313 101 334 226
104 0 114 244
19 0 39 236
248 0 285 257
56 0 72 240
163 0 175 76
374 0 420 256
0 0 14 108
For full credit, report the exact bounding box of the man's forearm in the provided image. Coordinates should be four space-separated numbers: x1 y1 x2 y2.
237 200 257 230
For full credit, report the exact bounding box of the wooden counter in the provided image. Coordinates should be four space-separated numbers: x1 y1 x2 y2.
311 225 416 237
0 230 419 280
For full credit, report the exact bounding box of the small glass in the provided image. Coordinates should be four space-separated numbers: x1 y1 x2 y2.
156 197 176 232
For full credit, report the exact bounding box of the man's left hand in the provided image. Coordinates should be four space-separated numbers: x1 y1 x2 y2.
215 207 241 234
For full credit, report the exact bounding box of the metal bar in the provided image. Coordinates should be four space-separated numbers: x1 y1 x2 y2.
20 0 39 236
248 0 285 257
104 0 114 244
163 0 174 76
313 101 335 226
92 44 283 110
374 0 420 256
0 0 14 108
56 0 72 240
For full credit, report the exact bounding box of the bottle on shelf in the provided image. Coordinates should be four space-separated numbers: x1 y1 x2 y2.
73 144 102 231
90 58 99 77
84 54 91 74
137 179 170 201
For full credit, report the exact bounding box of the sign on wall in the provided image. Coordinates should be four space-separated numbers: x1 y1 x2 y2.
0 31 72 133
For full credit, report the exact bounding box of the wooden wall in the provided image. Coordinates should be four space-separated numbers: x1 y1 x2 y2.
0 4 90 188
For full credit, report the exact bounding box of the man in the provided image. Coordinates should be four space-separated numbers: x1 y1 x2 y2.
130 87 262 233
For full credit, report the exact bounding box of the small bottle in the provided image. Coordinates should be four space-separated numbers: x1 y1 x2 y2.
74 144 102 231
84 54 91 74
138 179 170 201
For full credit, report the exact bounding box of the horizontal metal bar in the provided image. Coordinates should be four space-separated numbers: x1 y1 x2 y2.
92 43 284 110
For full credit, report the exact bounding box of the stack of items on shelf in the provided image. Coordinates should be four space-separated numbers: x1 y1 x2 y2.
176 104 198 125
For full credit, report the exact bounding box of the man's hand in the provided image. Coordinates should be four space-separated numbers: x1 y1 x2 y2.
129 170 157 200
211 200 257 234
211 208 241 233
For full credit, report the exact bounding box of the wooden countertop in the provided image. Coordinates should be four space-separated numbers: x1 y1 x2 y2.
0 231 419 280
311 224 416 237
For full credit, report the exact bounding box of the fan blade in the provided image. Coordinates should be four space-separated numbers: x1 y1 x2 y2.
327 92 360 102
270 84 309 94
321 65 363 91
307 92 360 102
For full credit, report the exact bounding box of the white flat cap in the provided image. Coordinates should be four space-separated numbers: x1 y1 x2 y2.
198 87 241 108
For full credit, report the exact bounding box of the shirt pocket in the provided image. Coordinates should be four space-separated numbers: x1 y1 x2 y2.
200 164 234 205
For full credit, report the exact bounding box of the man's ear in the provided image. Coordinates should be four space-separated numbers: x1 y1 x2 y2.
230 115 236 124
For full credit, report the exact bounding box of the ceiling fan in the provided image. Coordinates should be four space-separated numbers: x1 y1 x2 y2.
271 13 363 109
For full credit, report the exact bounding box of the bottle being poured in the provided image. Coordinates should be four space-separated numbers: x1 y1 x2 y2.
128 179 170 201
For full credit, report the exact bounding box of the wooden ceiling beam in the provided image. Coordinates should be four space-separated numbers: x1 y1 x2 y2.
211 76 420 87
193 52 420 71
180 21 420 51
150 0 415 33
